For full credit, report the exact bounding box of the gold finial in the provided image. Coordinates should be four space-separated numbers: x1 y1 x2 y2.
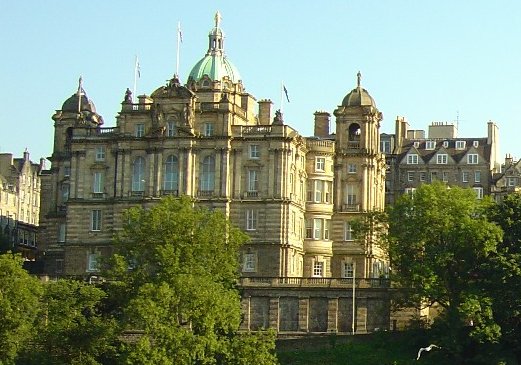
357 71 362 87
215 11 222 28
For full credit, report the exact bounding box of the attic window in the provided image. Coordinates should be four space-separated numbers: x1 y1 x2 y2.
473 141 479 147
425 141 435 150
413 141 419 148
202 80 211 87
443 141 449 148
455 141 466 150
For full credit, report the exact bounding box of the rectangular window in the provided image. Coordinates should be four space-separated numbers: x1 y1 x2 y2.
344 222 353 241
291 211 296 235
455 141 466 150
95 146 106 161
306 181 313 202
473 141 479 148
247 170 258 192
473 187 484 199
442 171 449 182
243 253 256 272
167 121 176 137
306 219 313 239
91 210 102 231
313 218 323 240
342 262 354 278
58 224 66 243
346 185 357 205
314 180 324 202
203 123 214 136
474 170 481 183
467 154 478 164
325 181 332 203
380 140 391 153
437 154 448 164
405 187 416 195
348 164 357 173
135 123 145 137
407 171 414 182
87 253 99 272
430 171 437 181
315 157 325 172
462 171 469 182
246 209 257 231
324 219 331 240
425 140 435 150
63 166 71 177
93 172 104 193
312 261 324 277
55 259 64 274
508 177 516 187
249 145 260 159
407 154 418 164
419 172 426 182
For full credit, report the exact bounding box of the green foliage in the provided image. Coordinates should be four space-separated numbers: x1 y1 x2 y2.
20 279 119 365
387 183 503 349
107 196 278 364
0 253 42 365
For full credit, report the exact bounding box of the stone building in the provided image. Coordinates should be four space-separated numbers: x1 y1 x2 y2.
491 154 521 201
383 117 500 205
39 13 389 334
0 150 43 259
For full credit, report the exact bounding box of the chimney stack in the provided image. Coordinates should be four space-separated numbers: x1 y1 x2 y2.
258 99 272 125
314 111 330 138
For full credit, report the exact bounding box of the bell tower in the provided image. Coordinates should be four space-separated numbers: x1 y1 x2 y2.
331 73 386 278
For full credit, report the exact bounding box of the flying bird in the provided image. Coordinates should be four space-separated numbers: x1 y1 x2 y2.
417 344 441 360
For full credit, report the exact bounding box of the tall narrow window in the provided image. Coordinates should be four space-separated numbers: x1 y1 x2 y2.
314 180 324 202
200 155 215 192
249 145 260 159
306 219 313 239
243 253 256 272
132 157 145 192
474 170 481 183
315 157 325 172
248 170 259 192
313 218 323 239
246 209 257 231
203 123 214 136
346 185 357 205
91 210 102 231
344 222 353 241
163 155 179 191
93 172 104 193
58 224 66 243
167 121 176 137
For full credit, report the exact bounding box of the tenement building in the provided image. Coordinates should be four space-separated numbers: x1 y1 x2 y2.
0 150 43 259
39 13 390 334
382 117 500 205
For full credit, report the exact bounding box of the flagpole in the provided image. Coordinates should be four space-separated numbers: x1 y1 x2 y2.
280 81 284 113
133 55 139 102
176 21 181 77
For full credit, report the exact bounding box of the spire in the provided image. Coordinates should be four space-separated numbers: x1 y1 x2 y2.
207 11 225 56
357 71 362 88
77 76 84 112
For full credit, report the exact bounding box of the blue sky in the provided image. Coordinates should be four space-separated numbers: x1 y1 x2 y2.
1 1 521 163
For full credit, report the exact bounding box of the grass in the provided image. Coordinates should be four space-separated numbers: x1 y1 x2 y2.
276 331 517 365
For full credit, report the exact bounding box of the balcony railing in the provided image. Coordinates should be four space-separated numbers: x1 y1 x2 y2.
91 192 106 199
160 189 179 196
242 126 272 135
244 191 259 198
238 277 390 289
341 203 360 212
198 190 214 197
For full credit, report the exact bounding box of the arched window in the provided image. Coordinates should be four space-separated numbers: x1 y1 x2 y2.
348 123 361 141
132 157 145 192
163 155 179 191
200 155 215 192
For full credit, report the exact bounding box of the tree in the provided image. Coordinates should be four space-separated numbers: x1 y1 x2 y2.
19 279 119 365
387 183 502 357
487 192 521 363
0 253 42 364
106 196 278 364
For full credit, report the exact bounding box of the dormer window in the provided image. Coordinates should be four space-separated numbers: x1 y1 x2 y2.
167 121 176 137
413 141 419 148
455 141 466 150
443 141 449 148
425 140 435 150
473 141 479 148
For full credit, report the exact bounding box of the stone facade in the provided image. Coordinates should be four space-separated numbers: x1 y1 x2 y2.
38 14 389 333
383 117 500 205
0 151 43 258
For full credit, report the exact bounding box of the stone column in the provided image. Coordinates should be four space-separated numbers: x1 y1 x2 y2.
269 297 280 332
298 297 309 333
327 297 338 332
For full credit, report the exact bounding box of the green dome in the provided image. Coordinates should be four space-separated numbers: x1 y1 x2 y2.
188 54 241 83
187 12 242 84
